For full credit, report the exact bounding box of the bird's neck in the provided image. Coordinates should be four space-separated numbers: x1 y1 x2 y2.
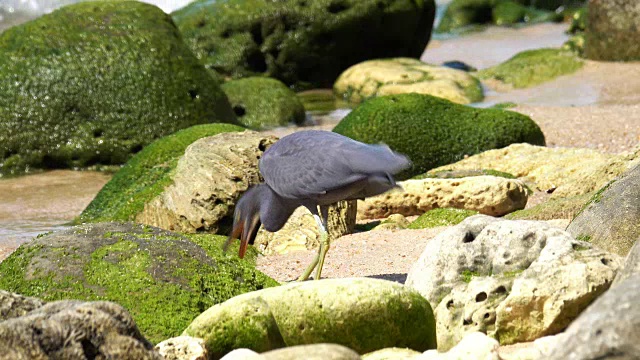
257 184 298 232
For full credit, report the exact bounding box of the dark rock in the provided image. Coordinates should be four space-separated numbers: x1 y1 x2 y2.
567 163 640 256
0 300 161 359
332 93 545 179
0 290 45 321
172 0 436 90
547 273 640 360
0 2 236 176
585 0 640 61
442 60 477 72
0 222 278 343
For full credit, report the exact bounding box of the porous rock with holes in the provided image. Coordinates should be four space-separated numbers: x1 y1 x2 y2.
357 176 528 220
405 215 622 350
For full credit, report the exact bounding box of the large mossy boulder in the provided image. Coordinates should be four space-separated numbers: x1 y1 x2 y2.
0 222 279 344
0 1 237 177
333 58 483 105
78 123 246 224
172 0 436 90
585 0 640 61
221 77 306 130
477 48 584 89
332 94 545 179
436 0 572 33
184 278 437 359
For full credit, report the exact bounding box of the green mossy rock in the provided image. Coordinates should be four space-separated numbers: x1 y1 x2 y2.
0 1 238 177
172 0 436 90
332 93 545 179
0 222 278 344
221 77 305 130
408 208 479 229
78 123 245 224
478 48 584 88
585 0 640 61
184 278 437 357
437 0 569 33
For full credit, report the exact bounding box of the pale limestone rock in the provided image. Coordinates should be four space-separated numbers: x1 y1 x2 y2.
406 215 622 350
357 176 528 220
155 336 207 360
371 214 411 231
363 347 422 359
498 334 565 360
418 332 500 360
136 131 277 233
220 349 262 360
183 278 436 357
428 143 640 198
254 200 356 255
261 344 360 360
334 58 483 104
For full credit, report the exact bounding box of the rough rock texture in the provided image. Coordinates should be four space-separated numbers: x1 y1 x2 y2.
429 143 640 198
585 0 640 61
184 278 437 358
173 0 436 90
419 332 500 360
0 222 278 343
79 124 246 223
405 215 622 350
567 163 640 256
498 334 565 360
333 58 483 105
254 200 356 255
357 176 528 220
0 289 44 321
372 214 411 231
363 347 422 359
408 209 479 230
220 349 261 360
332 93 545 179
614 235 640 285
0 1 236 176
0 300 161 360
155 336 207 360
261 344 361 360
547 274 640 360
221 77 306 130
477 48 583 89
137 131 277 234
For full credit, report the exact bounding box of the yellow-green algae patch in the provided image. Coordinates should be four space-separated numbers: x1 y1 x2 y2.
184 278 437 356
477 48 584 88
78 123 246 223
0 222 278 344
408 208 479 229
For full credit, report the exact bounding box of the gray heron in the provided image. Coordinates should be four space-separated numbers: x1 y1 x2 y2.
224 130 410 281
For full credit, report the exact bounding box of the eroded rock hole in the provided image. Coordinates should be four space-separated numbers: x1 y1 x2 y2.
93 129 104 138
246 50 267 73
188 89 199 100
601 258 609 265
233 105 246 117
463 318 472 326
446 299 454 309
475 292 487 302
463 231 476 243
131 144 143 154
495 286 507 294
328 0 349 13
258 140 268 152
250 23 262 45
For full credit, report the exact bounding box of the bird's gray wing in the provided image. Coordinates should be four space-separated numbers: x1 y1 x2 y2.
259 131 410 199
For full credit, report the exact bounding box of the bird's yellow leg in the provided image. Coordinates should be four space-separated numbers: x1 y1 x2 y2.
298 250 319 281
315 229 329 280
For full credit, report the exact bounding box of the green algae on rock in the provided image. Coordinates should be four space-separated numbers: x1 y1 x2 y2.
0 222 278 344
184 278 437 358
172 0 436 90
78 124 245 224
477 48 584 89
333 58 484 105
332 93 545 179
0 1 237 177
436 0 567 33
221 77 306 130
408 208 479 229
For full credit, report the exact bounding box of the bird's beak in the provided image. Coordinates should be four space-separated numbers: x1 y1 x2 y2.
224 213 261 259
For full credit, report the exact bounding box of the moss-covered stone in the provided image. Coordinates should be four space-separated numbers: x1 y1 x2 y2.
0 1 237 177
436 0 569 33
0 222 278 344
408 208 479 229
478 48 584 88
184 278 437 356
172 0 436 90
585 0 640 61
505 192 593 220
333 58 484 105
414 168 517 180
78 124 245 224
221 77 305 130
332 93 545 179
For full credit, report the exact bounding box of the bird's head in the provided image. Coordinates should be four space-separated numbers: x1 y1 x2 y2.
224 185 264 258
